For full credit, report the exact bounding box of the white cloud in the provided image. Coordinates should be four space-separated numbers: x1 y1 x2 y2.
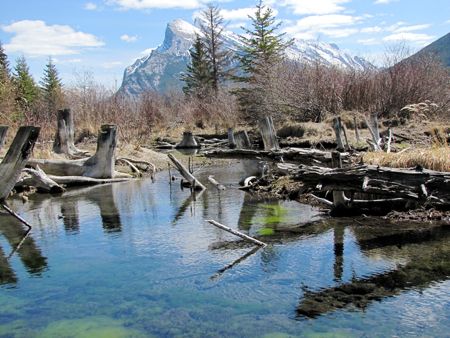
102 61 123 69
2 20 104 56
221 8 257 21
374 0 398 4
280 0 350 15
393 24 431 33
361 26 383 33
357 38 380 45
107 0 202 10
120 34 138 42
383 32 434 45
285 14 363 39
84 2 97 10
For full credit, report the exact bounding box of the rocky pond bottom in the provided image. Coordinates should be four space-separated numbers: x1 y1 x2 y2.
0 162 449 337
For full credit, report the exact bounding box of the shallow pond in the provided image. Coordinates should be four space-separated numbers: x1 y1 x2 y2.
0 161 449 337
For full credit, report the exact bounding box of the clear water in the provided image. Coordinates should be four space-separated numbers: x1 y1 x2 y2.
0 162 449 337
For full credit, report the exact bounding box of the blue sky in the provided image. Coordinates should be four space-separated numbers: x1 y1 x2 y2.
1 0 449 87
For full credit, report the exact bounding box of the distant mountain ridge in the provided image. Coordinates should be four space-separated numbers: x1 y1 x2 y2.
119 19 374 96
411 32 450 67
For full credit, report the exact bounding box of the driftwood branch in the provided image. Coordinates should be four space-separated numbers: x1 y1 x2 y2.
208 175 226 190
167 153 206 190
206 220 267 247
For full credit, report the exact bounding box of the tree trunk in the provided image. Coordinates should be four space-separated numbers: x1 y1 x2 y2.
227 128 236 149
331 151 346 208
16 166 64 193
0 126 40 201
176 131 200 149
353 116 361 142
259 116 279 151
53 109 85 156
332 117 345 151
0 126 8 151
29 125 120 178
234 130 251 149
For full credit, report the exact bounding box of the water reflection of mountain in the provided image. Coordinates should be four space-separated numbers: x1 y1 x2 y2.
0 214 48 286
297 223 450 318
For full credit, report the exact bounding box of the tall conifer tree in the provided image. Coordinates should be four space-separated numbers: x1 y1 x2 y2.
13 55 39 113
40 57 64 116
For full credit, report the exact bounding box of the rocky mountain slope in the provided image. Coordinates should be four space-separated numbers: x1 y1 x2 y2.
119 19 373 96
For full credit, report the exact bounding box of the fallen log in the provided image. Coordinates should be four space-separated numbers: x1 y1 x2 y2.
205 148 350 166
206 220 267 247
29 125 126 179
0 126 40 201
208 175 226 190
167 153 206 190
285 163 450 207
16 166 65 193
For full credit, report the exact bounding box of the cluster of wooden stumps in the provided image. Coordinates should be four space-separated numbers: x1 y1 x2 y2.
205 114 450 216
0 109 156 229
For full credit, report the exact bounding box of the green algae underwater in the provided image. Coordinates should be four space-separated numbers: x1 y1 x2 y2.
1 164 449 337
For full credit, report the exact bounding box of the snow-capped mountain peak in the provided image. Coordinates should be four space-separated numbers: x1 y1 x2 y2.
119 19 373 96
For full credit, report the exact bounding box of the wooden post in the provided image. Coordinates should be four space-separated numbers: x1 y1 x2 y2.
206 220 267 247
333 117 345 151
227 128 236 149
353 116 361 142
167 153 206 190
176 131 200 149
0 126 40 201
234 130 251 149
331 151 346 209
365 112 381 151
0 126 8 151
259 116 279 151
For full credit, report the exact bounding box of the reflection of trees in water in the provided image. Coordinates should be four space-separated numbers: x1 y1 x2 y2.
0 215 48 286
297 223 450 318
61 200 79 234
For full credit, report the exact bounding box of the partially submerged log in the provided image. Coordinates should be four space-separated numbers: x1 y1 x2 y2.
206 220 267 247
205 148 350 166
0 126 40 201
29 125 123 179
0 126 8 151
53 108 87 156
208 175 226 190
167 153 206 190
259 116 279 151
176 131 200 149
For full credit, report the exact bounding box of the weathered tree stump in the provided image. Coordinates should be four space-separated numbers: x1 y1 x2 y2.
332 117 345 151
259 116 279 151
234 130 252 149
0 126 40 201
0 126 8 151
227 128 236 149
53 109 85 156
176 131 200 149
29 125 121 179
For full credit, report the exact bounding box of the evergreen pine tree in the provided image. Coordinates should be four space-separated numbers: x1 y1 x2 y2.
13 55 39 113
235 0 293 118
40 57 64 116
181 35 213 99
198 4 232 92
0 41 15 118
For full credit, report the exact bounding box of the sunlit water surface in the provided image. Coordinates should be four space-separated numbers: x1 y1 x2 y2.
0 161 449 337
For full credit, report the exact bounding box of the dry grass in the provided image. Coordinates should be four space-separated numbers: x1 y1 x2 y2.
363 146 450 172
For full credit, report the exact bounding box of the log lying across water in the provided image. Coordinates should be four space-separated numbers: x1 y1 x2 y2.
284 163 450 207
205 148 350 166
